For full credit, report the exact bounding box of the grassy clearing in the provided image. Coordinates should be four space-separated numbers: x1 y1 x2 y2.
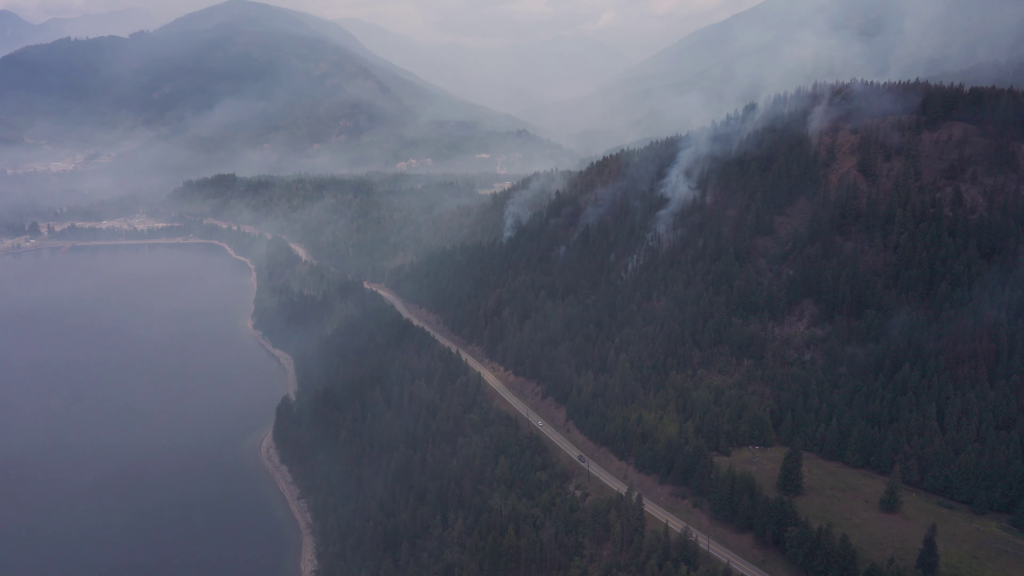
717 448 1024 576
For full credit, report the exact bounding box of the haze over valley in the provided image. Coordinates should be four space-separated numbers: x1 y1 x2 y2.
2 1 1023 576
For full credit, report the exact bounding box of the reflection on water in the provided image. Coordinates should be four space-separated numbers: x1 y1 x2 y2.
0 244 299 576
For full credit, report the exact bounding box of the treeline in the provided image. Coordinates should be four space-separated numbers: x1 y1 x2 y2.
46 217 267 260
0 195 156 230
168 172 510 278
255 238 723 575
49 223 189 242
698 461 912 576
1 220 30 237
390 78 1024 532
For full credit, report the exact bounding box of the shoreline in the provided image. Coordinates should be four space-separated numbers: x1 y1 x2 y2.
2 238 318 576
232 243 317 576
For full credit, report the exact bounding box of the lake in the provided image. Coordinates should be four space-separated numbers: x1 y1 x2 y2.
0 244 299 576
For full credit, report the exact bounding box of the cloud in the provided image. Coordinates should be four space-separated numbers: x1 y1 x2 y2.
501 0 554 17
587 10 617 31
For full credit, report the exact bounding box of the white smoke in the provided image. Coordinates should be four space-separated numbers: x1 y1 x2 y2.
654 102 765 237
502 171 568 240
655 81 925 237
654 139 703 237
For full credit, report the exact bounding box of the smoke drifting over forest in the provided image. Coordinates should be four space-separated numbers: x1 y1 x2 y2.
3 0 1023 210
523 0 1024 153
5 2 1024 576
502 171 569 240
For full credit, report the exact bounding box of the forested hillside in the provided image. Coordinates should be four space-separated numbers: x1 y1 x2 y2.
392 80 1024 528
253 238 714 576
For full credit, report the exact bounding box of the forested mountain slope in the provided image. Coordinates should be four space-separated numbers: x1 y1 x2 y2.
393 82 1024 523
0 8 160 57
0 1 570 180
254 238 711 576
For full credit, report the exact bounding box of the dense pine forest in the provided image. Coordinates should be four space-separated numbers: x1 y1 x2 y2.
253 238 716 576
154 80 1024 574
219 235 895 575
391 81 1024 529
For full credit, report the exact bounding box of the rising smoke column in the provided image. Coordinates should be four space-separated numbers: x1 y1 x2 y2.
502 171 568 240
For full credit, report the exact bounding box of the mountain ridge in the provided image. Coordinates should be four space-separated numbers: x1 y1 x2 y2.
522 0 1024 154
0 0 573 190
0 7 160 56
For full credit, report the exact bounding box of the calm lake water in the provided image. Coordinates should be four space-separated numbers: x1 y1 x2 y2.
0 244 299 576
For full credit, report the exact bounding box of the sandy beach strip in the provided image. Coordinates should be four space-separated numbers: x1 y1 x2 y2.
236 246 317 576
219 238 318 576
260 429 317 576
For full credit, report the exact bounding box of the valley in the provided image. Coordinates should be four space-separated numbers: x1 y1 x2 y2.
3 1 1024 575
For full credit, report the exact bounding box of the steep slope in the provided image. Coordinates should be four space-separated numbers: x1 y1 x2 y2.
523 0 1024 154
255 241 708 576
392 81 1024 564
0 0 571 183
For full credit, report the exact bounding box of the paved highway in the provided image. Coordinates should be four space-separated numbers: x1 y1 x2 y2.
368 283 770 576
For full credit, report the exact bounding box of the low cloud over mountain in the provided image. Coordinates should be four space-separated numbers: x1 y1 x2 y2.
0 0 573 203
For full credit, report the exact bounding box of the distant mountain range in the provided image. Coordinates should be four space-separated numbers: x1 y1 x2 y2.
0 0 574 191
3 0 1022 197
0 8 162 56
522 0 1024 154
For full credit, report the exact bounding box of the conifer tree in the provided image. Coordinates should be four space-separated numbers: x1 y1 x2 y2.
970 490 989 515
915 524 940 576
879 463 903 514
776 444 804 497
835 533 860 576
1012 499 1024 531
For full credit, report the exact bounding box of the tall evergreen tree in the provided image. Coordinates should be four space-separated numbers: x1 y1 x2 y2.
970 490 989 515
835 533 860 576
777 444 805 497
1012 499 1024 531
915 524 940 576
879 464 903 514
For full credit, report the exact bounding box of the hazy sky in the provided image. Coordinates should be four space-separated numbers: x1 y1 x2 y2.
1 0 761 58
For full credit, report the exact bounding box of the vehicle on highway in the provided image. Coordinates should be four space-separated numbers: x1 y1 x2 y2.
537 421 543 426
577 455 586 463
